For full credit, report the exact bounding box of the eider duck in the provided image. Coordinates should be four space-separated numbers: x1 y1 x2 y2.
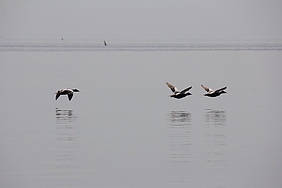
201 85 227 97
55 88 80 101
166 82 192 99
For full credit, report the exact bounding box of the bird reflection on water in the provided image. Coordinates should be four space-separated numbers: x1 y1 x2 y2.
205 109 226 126
167 111 192 184
54 108 78 169
169 111 191 123
204 109 227 169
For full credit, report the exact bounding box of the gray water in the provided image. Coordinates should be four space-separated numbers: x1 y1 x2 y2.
1 41 282 188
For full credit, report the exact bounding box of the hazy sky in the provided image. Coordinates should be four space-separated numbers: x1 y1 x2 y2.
1 0 282 41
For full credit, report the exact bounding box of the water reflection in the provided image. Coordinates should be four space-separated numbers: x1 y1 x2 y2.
205 109 227 127
202 109 227 188
204 109 227 165
167 111 192 184
55 108 78 169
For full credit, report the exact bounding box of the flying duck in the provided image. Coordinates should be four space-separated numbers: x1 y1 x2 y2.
201 85 227 97
55 88 80 101
166 82 192 99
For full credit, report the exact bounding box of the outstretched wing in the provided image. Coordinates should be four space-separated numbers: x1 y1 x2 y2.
55 91 61 100
166 82 179 93
201 84 213 93
215 86 227 93
68 93 73 101
180 86 192 94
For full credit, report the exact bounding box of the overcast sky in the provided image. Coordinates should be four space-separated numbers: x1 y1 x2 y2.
0 0 282 41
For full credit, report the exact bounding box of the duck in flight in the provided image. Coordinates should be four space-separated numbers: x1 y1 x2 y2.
55 88 80 101
201 85 227 97
166 82 192 99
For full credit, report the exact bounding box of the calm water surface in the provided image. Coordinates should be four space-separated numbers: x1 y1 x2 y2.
0 41 282 188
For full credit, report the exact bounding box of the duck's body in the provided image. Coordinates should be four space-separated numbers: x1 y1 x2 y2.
166 82 192 99
201 85 226 97
55 88 79 101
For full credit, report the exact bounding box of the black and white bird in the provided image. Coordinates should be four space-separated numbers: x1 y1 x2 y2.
201 85 227 97
166 82 192 99
55 88 80 101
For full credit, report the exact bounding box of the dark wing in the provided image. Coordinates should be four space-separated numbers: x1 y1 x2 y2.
166 82 178 93
55 91 61 100
215 86 227 93
201 84 212 92
68 92 73 101
180 86 192 94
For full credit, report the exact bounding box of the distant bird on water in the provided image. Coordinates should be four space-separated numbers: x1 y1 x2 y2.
55 88 80 101
201 84 227 97
166 82 192 99
104 40 107 46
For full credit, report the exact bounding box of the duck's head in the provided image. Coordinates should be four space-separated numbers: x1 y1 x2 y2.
72 89 80 92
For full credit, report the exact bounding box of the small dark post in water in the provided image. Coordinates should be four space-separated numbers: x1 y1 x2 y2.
104 40 107 46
